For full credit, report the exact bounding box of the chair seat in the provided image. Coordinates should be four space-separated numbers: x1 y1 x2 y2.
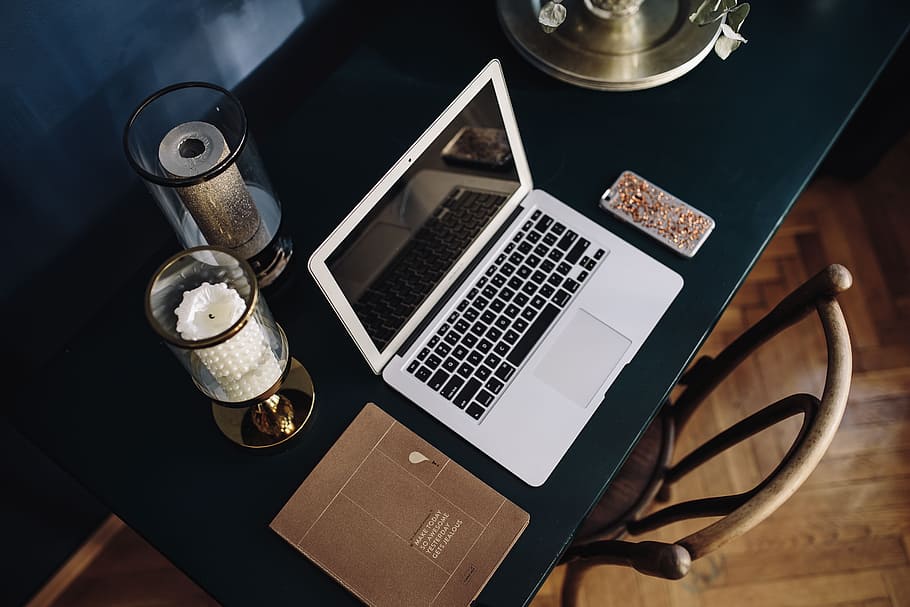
574 412 670 543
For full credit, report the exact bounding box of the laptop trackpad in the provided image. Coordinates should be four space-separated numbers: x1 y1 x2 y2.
534 309 631 408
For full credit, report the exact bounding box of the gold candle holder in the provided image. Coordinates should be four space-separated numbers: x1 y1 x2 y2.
145 246 313 448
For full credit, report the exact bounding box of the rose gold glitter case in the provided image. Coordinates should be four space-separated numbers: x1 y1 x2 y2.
600 171 715 258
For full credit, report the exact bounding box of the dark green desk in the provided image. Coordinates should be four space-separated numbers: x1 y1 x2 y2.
10 3 908 606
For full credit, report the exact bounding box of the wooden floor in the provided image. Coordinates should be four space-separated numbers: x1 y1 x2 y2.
30 135 910 607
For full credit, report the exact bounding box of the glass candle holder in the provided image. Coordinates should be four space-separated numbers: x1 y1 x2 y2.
125 82 292 287
146 246 313 448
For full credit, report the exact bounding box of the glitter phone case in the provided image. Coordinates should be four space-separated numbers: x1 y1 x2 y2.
600 171 715 258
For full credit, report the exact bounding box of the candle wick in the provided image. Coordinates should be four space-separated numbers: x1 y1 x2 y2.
208 314 215 319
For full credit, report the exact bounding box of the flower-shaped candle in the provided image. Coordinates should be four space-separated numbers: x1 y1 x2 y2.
174 282 282 401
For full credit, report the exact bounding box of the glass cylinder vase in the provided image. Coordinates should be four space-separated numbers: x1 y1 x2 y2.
145 246 312 448
125 82 292 287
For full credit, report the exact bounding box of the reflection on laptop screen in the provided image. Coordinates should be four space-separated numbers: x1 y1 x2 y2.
326 83 521 350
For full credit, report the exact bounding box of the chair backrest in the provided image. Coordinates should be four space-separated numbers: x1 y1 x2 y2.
563 264 853 582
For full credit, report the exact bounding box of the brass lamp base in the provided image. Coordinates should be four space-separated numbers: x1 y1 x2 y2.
211 358 314 449
498 0 722 91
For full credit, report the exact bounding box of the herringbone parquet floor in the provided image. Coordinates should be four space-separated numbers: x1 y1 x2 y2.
32 135 910 607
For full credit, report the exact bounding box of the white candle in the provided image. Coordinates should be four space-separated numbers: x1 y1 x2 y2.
175 282 282 401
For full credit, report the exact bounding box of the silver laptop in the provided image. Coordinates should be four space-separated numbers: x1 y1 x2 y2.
309 60 682 486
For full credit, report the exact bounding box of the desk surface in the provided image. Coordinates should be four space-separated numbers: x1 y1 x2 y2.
11 2 909 606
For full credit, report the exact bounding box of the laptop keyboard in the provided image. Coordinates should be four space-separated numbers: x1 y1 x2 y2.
405 209 606 422
353 188 506 349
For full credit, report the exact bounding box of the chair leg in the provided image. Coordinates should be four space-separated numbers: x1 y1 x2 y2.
560 561 587 607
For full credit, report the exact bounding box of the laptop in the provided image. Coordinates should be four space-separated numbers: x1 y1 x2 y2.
309 60 683 486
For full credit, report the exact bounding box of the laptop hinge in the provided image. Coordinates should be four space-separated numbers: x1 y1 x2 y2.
395 203 527 357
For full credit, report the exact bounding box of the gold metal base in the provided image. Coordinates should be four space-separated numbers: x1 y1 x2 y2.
498 0 722 91
211 358 314 449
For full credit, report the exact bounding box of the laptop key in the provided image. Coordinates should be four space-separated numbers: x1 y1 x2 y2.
490 298 505 313
500 288 515 301
462 333 478 347
494 363 515 381
476 365 492 380
442 357 458 372
564 278 580 293
547 249 563 262
526 231 541 243
594 248 605 259
495 316 510 330
454 378 482 408
518 241 532 254
502 263 516 276
454 345 469 359
428 335 440 347
552 289 571 307
521 307 537 321
457 363 474 378
531 270 547 283
521 282 537 296
534 244 549 257
428 369 449 391
566 240 587 264
441 375 464 400
486 377 504 394
418 348 430 360
416 366 432 382
494 342 509 356
531 295 546 309
463 307 479 321
514 293 530 306
476 390 494 407
507 303 560 367
468 351 483 366
444 332 460 345
557 230 577 251
526 254 541 267
517 266 531 279
557 262 572 275
543 232 558 246
513 318 528 332
455 319 470 332
540 259 555 273
584 258 597 271
481 310 496 324
407 360 420 373
578 270 589 282
532 209 541 220
553 222 566 235
482 286 497 299
477 339 493 353
505 304 520 318
492 274 506 287
540 284 555 298
486 326 502 341
485 353 501 368
548 274 562 287
466 403 485 420
535 215 554 232
457 300 468 312
427 354 442 369
504 330 520 344
435 343 451 357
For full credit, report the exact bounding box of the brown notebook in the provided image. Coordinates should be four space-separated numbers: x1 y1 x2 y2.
271 403 530 607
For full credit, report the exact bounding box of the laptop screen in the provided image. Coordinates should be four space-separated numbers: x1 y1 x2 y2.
326 82 521 350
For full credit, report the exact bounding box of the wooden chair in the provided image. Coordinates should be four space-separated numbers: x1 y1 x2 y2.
559 264 853 604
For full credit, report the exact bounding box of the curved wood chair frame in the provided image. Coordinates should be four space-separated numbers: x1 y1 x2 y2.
559 264 853 601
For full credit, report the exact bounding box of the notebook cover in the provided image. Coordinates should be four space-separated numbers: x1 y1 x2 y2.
270 403 530 607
